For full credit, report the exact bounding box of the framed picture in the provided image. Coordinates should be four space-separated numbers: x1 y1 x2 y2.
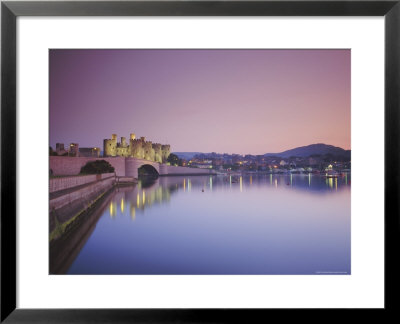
1 0 399 322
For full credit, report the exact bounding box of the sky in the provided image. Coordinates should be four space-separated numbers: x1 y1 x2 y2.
50 49 350 155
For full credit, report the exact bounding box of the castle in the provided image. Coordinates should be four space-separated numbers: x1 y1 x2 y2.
103 133 170 163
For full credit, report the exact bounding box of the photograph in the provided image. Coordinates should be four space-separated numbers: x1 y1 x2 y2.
49 49 351 275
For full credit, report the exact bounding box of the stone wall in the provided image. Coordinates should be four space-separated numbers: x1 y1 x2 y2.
49 176 115 212
50 156 215 178
49 176 115 233
49 173 115 193
50 156 126 176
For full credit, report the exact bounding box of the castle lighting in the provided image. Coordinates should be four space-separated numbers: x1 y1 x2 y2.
103 132 170 163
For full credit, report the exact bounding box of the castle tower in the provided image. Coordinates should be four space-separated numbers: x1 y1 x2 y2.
144 141 155 161
130 133 136 140
104 133 118 157
161 144 171 163
131 139 144 159
153 143 162 163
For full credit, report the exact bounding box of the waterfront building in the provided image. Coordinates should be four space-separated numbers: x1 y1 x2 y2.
69 143 79 157
79 147 101 157
55 143 67 155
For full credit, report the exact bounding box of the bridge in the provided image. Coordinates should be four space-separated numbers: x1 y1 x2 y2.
125 157 215 178
49 156 215 178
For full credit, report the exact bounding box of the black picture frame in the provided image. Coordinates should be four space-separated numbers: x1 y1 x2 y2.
1 0 399 322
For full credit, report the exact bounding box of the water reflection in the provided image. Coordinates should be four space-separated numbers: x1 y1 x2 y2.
108 174 351 219
62 174 350 275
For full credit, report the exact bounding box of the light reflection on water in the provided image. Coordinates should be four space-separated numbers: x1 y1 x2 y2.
66 174 351 275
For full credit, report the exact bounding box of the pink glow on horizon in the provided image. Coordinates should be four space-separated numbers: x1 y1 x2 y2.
50 49 350 154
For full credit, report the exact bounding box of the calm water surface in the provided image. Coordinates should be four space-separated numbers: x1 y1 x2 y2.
65 174 351 274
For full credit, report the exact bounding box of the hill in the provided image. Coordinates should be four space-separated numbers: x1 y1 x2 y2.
264 144 350 158
173 152 203 160
173 144 350 160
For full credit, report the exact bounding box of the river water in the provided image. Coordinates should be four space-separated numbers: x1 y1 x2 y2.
64 174 351 275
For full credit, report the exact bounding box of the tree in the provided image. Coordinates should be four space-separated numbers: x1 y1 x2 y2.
80 160 115 174
49 146 58 156
167 153 180 166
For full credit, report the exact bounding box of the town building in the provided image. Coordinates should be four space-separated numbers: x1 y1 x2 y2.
69 143 79 157
55 143 67 155
79 147 101 157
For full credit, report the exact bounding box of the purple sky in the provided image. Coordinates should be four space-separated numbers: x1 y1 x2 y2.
50 49 350 154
